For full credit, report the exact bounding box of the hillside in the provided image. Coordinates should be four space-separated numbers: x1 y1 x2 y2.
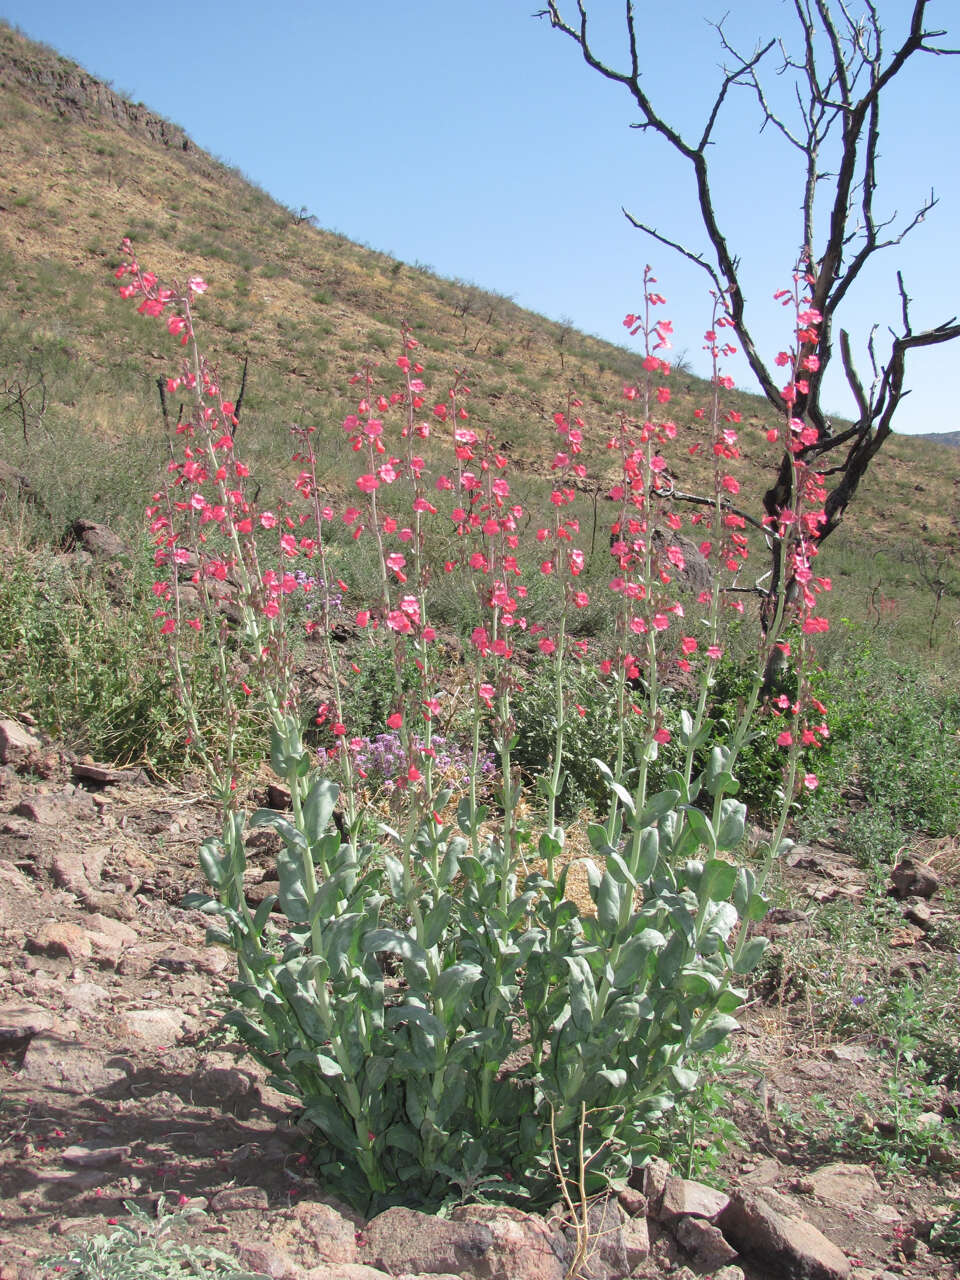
0 18 957 643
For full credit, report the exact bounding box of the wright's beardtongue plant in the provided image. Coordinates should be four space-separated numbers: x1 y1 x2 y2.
117 241 830 1211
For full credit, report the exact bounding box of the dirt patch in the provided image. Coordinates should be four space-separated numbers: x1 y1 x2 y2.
0 743 957 1279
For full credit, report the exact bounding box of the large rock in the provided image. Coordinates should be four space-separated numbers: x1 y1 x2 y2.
889 858 939 899
804 1162 880 1210
20 1033 131 1093
658 1175 730 1222
51 844 106 895
364 1204 567 1280
294 1199 359 1265
118 1006 191 1048
0 1002 55 1042
675 1215 739 1270
66 518 131 560
558 1197 650 1279
0 718 41 766
718 1190 851 1280
28 922 93 963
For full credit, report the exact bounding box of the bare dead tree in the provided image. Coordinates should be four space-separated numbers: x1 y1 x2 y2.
538 1 960 611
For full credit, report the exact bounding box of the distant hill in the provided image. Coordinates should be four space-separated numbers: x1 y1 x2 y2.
912 431 960 449
0 18 956 583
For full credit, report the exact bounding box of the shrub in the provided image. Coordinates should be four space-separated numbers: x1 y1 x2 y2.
116 247 829 1210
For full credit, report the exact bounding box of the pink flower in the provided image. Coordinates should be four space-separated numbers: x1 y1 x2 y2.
187 275 208 295
387 712 403 729
803 773 819 790
776 731 793 747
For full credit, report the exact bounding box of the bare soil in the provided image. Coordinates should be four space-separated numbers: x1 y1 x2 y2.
0 745 957 1279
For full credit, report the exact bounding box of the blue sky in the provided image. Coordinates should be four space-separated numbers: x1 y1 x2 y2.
3 0 958 433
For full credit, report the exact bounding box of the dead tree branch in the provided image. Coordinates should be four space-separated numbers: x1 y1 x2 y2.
539 0 960 613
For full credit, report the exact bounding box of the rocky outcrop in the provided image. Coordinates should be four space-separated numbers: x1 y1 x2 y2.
0 22 192 152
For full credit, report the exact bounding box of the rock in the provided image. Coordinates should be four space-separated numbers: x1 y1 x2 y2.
659 1175 730 1223
14 791 96 824
233 1242 300 1279
559 1197 649 1278
61 1143 130 1167
0 718 41 765
616 1186 646 1217
889 859 938 900
20 1033 130 1093
245 879 281 907
451 1203 568 1280
66 518 130 560
51 845 106 894
825 1044 869 1063
293 1199 359 1264
902 900 933 929
638 1156 671 1215
28 922 93 962
210 1185 270 1212
302 1267 393 1280
0 1002 55 1041
62 980 112 1012
365 1204 566 1280
118 1006 190 1047
718 1190 851 1280
675 1214 740 1269
118 940 228 977
83 913 139 965
71 760 138 786
741 1157 781 1186
805 1163 880 1210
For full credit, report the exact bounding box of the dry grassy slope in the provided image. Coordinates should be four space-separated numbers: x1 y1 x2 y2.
0 19 957 564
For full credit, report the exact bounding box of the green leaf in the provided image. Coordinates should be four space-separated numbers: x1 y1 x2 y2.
422 895 453 949
199 841 228 888
611 929 665 987
716 799 747 851
746 893 770 921
363 928 430 986
681 806 717 855
564 955 598 1032
433 962 483 1005
539 831 565 862
690 1012 740 1053
604 850 638 889
382 853 405 901
597 872 625 933
637 788 681 827
276 847 310 923
733 866 757 915
633 826 660 881
733 936 769 973
699 857 738 902
385 1002 446 1046
670 1064 699 1092
182 890 218 912
304 776 339 843
586 824 612 855
304 1096 363 1152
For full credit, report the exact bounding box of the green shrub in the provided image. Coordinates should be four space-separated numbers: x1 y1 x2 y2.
0 547 262 776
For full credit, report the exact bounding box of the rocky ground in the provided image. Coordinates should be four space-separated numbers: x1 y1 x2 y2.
0 718 957 1280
